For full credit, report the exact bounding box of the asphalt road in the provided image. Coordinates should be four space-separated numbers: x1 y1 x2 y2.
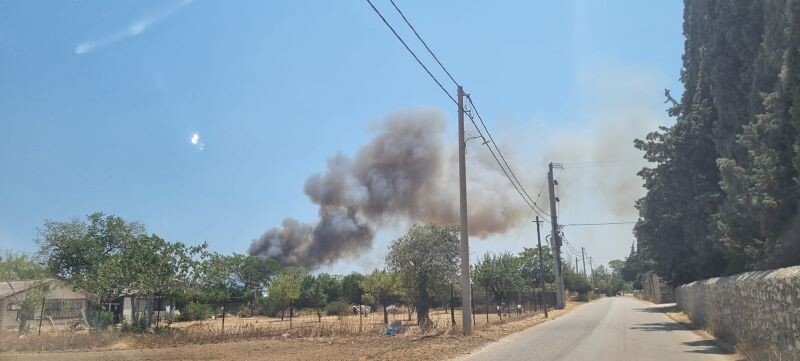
459 297 736 361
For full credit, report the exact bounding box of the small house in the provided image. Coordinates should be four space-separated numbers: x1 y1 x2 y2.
0 279 90 331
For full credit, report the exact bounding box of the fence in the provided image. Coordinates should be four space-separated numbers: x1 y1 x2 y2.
469 288 555 325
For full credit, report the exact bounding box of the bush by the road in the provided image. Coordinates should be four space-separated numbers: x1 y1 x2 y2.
179 302 213 321
325 300 351 316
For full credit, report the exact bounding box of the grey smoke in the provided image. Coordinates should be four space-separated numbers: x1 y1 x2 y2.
248 109 529 267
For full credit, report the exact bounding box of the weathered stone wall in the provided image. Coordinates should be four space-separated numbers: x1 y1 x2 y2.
676 266 800 361
643 271 674 303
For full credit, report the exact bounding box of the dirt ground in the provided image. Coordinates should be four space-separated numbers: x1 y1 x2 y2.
1 302 583 361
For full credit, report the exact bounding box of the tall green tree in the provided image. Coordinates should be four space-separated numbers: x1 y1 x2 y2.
340 272 366 305
229 254 281 315
518 246 554 290
472 253 524 310
385 224 459 328
0 251 48 281
37 212 204 328
268 267 304 321
360 269 401 324
635 0 800 285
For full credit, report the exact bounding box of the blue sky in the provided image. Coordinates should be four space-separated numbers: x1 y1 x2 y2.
0 0 683 273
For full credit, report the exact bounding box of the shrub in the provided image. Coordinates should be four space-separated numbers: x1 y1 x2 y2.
178 302 213 321
325 300 351 316
91 310 114 330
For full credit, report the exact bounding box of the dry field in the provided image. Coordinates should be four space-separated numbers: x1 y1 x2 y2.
0 302 581 361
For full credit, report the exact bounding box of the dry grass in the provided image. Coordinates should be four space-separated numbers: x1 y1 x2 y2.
0 306 552 353
2 302 583 361
0 330 120 353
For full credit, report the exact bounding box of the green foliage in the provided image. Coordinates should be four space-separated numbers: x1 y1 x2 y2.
296 273 344 320
517 246 554 287
13 280 51 333
267 267 304 310
360 269 401 324
178 301 213 321
340 272 366 305
562 263 591 294
386 224 459 328
0 251 49 280
635 0 800 284
230 253 281 312
37 212 205 305
473 252 524 304
91 310 115 330
324 300 351 316
193 253 281 313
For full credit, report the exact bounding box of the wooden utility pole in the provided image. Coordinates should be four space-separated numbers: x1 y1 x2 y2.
548 162 565 309
582 247 587 276
589 257 596 290
534 216 548 318
457 85 473 335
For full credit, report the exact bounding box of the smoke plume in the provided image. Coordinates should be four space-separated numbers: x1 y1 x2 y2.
248 109 529 267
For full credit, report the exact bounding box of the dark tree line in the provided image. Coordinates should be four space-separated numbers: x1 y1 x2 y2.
635 0 800 285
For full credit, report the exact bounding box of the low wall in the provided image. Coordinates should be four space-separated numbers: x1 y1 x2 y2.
675 266 800 360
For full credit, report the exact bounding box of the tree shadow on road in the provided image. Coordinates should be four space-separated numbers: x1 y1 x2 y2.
683 340 737 357
630 322 687 332
630 324 739 358
634 304 679 313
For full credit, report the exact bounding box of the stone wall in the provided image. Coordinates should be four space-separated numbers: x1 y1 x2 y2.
676 266 800 361
642 271 674 303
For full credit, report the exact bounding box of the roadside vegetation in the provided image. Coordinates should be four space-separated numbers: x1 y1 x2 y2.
1 214 636 353
634 1 800 285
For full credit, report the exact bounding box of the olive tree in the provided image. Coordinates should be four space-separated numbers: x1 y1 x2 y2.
360 269 401 324
386 224 459 328
268 267 304 321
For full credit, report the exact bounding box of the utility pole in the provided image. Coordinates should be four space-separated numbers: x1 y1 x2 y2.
457 85 473 335
548 162 565 309
575 257 579 272
589 257 596 290
534 216 548 318
581 247 587 276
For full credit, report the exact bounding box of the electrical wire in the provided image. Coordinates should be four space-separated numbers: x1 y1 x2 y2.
364 0 457 104
561 222 637 227
388 0 458 87
367 0 549 224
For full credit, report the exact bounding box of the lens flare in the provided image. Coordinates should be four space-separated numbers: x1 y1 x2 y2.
191 133 199 145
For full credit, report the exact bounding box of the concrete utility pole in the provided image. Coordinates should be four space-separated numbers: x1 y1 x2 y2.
575 257 579 272
589 257 596 290
582 247 587 276
457 85 473 335
534 216 548 318
548 162 566 309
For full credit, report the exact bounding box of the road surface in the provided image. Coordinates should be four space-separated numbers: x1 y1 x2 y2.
459 297 736 361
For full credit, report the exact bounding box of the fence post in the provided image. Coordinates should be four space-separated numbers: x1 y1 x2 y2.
37 296 46 335
221 302 226 335
485 285 489 324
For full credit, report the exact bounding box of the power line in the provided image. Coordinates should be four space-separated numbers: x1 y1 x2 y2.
364 0 456 104
561 222 637 227
467 95 550 217
388 0 458 87
560 161 634 169
511 209 534 250
367 0 547 223
462 102 550 223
